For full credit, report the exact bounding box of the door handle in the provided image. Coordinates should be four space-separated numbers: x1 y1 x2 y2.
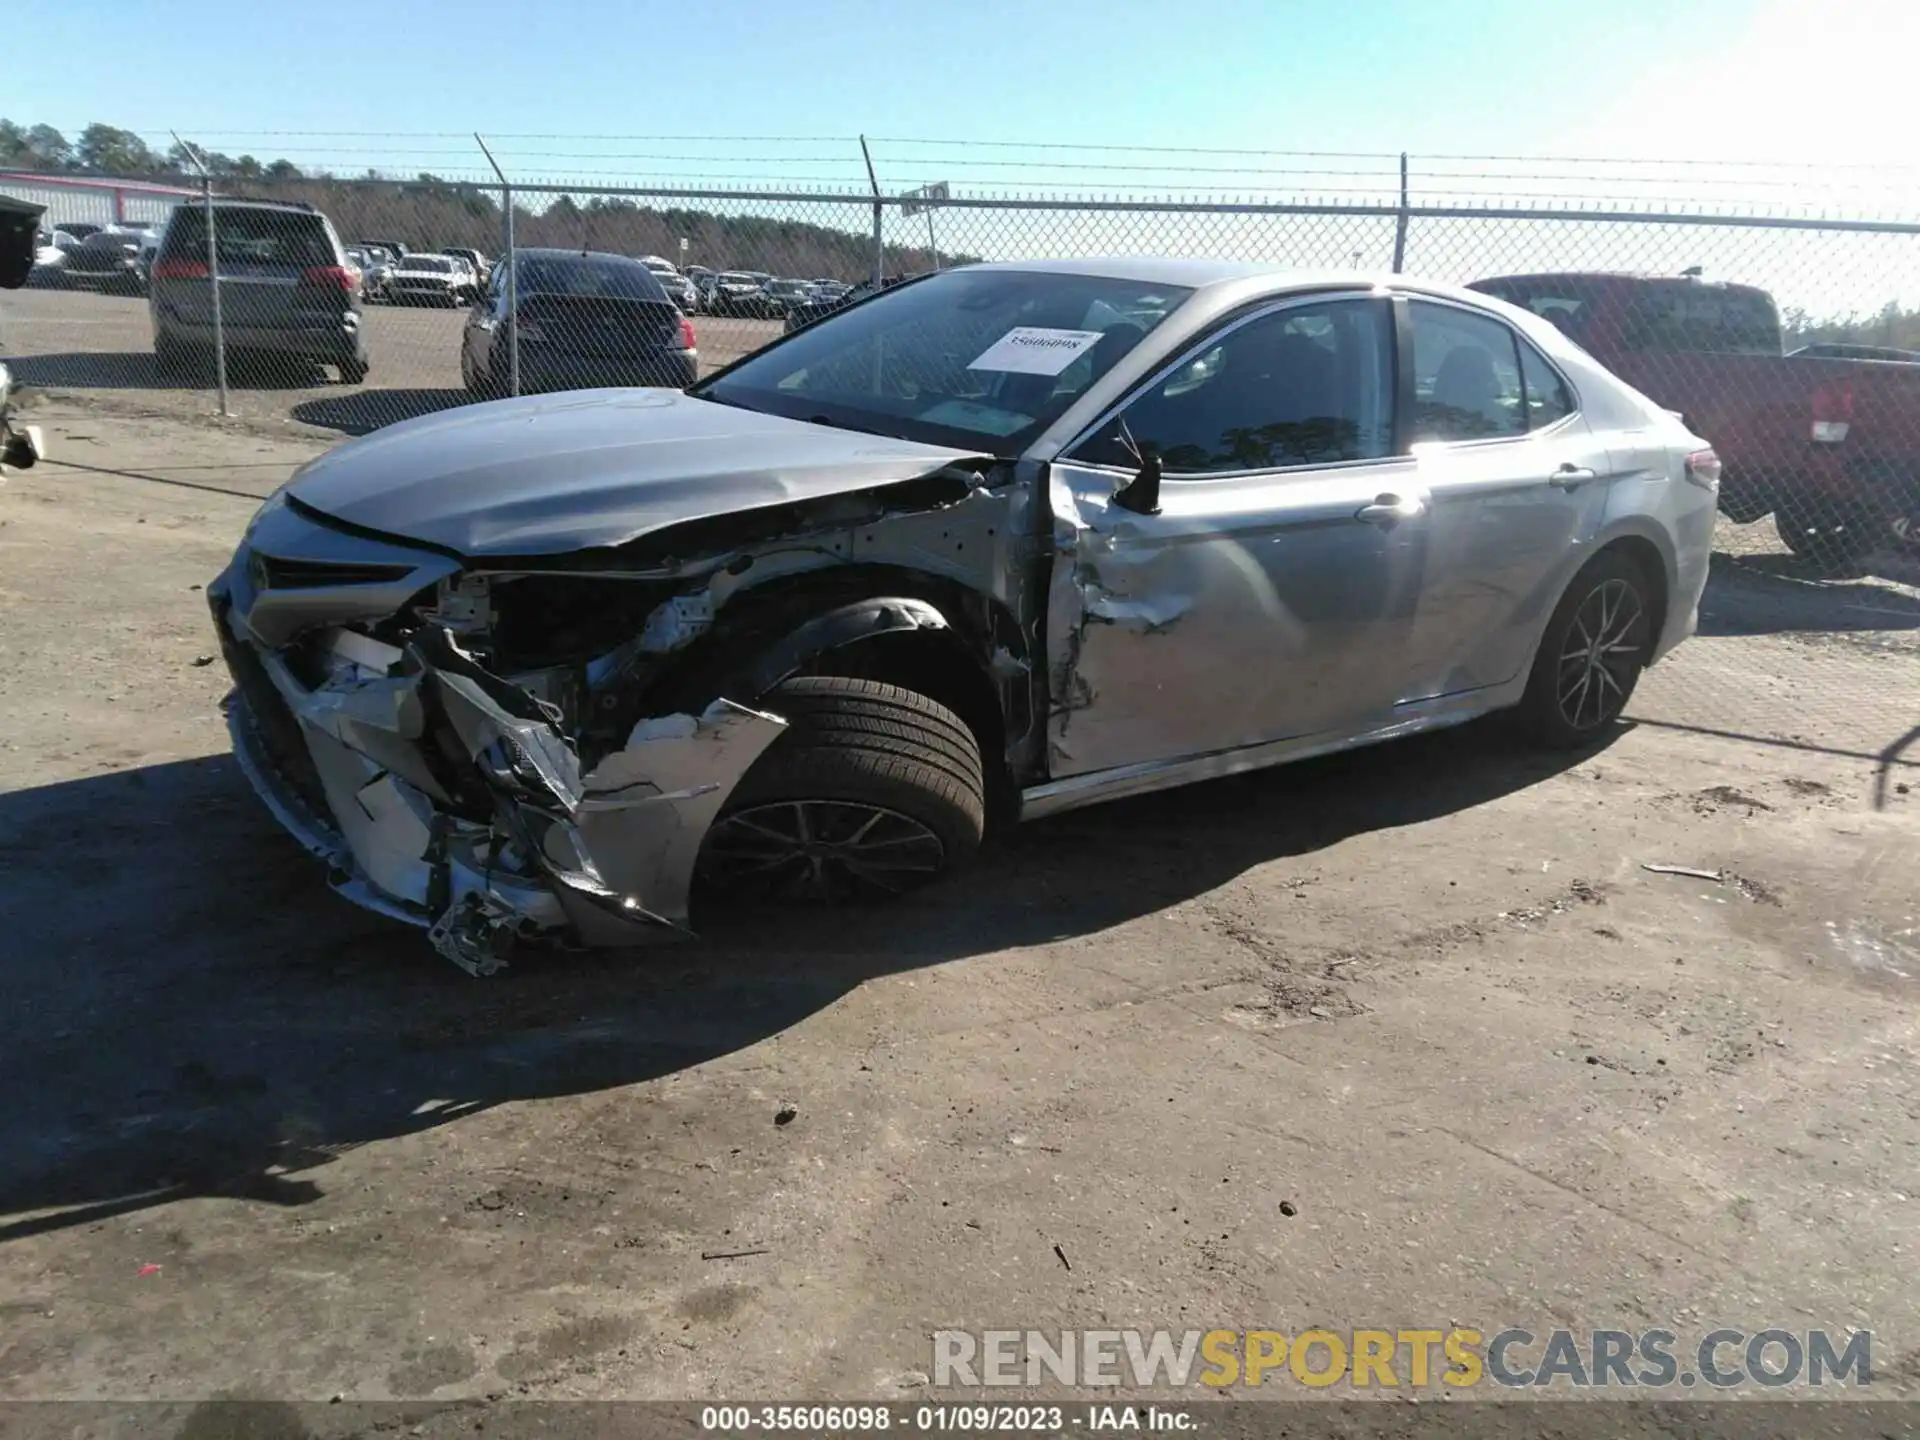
1354 493 1425 524
1550 464 1598 489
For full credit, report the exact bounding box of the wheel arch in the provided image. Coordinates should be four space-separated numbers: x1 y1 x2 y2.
640 565 1031 829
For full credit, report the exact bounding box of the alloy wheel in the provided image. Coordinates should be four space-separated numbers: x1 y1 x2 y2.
700 800 945 902
1555 577 1646 732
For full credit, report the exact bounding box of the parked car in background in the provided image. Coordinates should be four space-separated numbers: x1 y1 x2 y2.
29 229 73 286
460 247 698 396
763 277 814 316
808 278 850 303
150 198 367 383
213 260 1714 969
639 256 700 312
357 237 408 260
684 264 714 308
65 225 157 294
1470 270 1920 567
54 222 104 244
708 269 776 317
781 272 916 332
357 245 397 303
444 247 492 289
388 252 476 306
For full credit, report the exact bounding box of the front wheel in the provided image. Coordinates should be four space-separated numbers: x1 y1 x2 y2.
697 676 986 904
1513 551 1654 749
338 355 368 384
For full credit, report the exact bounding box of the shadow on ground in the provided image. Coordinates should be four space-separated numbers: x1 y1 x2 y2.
0 719 1602 1243
290 387 475 435
10 351 353 392
1698 549 1920 638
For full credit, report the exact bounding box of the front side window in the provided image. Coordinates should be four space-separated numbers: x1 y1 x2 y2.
1408 301 1525 443
1072 297 1394 474
699 268 1192 455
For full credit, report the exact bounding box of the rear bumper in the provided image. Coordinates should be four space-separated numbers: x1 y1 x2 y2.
156 312 363 360
518 349 698 392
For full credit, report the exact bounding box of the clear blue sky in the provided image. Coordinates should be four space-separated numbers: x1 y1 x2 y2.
11 0 1774 180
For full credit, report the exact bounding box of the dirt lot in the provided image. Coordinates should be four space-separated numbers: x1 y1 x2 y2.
2 285 783 436
1 396 1918 1414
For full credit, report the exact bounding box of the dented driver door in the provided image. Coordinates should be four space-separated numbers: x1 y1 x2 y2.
1042 292 1428 781
1043 454 1430 780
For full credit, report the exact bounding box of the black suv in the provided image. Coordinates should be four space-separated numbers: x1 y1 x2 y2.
149 200 368 382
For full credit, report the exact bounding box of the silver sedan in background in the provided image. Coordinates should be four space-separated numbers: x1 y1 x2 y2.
209 260 1717 972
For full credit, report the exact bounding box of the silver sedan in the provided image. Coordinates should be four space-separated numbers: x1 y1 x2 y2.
208 260 1717 971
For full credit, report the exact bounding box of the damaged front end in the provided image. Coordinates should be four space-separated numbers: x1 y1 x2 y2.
210 446 1028 975
210 500 791 976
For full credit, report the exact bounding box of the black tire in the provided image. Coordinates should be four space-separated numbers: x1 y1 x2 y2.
698 675 986 903
338 355 369 384
1774 503 1876 572
1514 550 1654 749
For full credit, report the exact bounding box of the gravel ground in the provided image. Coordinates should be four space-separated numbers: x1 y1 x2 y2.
0 398 1917 1419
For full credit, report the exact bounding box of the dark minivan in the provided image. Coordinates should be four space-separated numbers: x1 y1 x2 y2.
460 248 697 395
149 200 367 382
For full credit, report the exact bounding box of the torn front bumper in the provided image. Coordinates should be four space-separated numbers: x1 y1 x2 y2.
211 558 785 974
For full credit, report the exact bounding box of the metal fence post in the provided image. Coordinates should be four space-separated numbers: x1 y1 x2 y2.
1391 152 1410 274
204 175 228 416
860 135 883 289
475 134 519 397
172 134 229 417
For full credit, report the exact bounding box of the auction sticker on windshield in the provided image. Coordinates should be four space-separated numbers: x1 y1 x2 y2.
968 327 1105 376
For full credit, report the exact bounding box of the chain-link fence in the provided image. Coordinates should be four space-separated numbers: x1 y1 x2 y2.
8 154 1919 767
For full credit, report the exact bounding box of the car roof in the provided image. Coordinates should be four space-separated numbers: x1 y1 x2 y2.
513 247 647 264
1476 270 1773 298
955 258 1538 312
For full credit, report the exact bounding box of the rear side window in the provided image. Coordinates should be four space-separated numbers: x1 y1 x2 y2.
1518 340 1574 430
1408 302 1525 442
165 208 333 268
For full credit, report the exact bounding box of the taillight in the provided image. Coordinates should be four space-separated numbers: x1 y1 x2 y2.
679 315 697 350
1683 448 1722 489
151 258 209 281
300 266 357 292
1811 382 1854 444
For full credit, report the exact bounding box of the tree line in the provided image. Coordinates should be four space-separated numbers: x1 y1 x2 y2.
1 119 969 282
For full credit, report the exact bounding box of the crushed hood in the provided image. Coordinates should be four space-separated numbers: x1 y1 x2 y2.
286 389 987 557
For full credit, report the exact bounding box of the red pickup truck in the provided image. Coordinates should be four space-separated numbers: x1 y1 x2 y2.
1469 272 1920 568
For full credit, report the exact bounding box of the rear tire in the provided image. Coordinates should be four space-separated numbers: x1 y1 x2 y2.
1513 550 1654 749
338 356 369 384
698 675 986 903
1774 503 1875 572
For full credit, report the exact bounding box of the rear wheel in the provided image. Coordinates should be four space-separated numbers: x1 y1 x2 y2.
1514 551 1654 749
338 355 369 384
697 676 986 904
1774 502 1876 571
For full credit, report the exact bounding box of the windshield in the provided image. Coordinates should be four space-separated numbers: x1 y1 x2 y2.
698 268 1193 455
770 280 809 295
719 272 759 285
516 255 665 300
402 256 452 273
